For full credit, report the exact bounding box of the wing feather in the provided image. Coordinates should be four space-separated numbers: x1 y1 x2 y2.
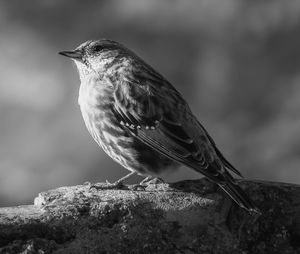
112 66 240 183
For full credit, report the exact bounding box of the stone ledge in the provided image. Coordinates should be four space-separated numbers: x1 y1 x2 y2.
0 179 299 253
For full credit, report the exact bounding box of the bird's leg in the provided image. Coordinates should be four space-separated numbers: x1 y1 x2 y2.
140 175 155 185
89 171 136 190
110 171 136 186
129 176 153 191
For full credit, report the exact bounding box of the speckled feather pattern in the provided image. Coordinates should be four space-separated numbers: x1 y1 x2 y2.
63 39 259 212
78 74 177 175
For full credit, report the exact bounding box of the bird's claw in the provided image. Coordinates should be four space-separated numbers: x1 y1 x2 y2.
128 177 165 191
140 176 165 185
129 184 147 191
89 180 125 191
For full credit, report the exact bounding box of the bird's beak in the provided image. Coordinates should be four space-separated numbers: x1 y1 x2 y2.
58 49 84 61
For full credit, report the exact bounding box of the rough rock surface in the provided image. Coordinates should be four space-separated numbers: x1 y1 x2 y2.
0 178 299 254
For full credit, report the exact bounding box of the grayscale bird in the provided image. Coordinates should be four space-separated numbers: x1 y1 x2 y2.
59 39 260 213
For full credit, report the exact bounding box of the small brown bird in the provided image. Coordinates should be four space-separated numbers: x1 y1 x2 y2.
59 39 259 213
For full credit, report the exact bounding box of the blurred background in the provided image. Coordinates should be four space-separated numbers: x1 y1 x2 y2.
0 0 300 206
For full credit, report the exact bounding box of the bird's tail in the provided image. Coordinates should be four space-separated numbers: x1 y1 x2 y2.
218 180 261 214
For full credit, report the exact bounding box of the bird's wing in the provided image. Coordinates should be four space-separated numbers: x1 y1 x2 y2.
112 65 240 183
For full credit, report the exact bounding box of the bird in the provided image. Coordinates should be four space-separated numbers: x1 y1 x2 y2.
59 39 260 213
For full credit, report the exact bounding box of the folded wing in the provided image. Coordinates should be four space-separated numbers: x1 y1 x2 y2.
112 65 242 183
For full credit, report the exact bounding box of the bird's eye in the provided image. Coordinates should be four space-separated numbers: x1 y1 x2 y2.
93 45 102 52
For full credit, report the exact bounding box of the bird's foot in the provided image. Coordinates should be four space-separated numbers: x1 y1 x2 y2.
140 176 165 185
129 184 147 191
88 171 136 191
89 180 126 191
128 176 165 191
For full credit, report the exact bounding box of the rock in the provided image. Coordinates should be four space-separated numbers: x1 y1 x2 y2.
0 179 300 253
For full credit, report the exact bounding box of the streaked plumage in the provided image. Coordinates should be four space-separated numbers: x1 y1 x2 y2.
59 39 260 213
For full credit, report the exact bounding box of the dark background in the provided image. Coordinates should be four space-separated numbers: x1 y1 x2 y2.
1 0 300 206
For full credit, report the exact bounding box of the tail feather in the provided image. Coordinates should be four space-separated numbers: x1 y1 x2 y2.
196 120 243 178
214 147 243 178
189 162 260 213
219 181 261 214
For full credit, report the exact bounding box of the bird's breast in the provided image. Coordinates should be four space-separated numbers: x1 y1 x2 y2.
78 75 118 136
77 74 177 175
78 75 136 169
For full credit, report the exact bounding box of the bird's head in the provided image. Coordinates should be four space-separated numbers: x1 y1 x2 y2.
59 39 130 81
